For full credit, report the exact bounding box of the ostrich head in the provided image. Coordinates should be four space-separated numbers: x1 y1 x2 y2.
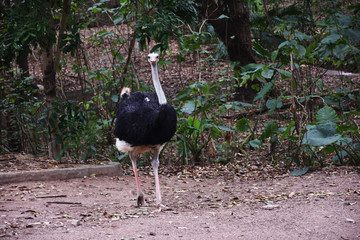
148 53 159 66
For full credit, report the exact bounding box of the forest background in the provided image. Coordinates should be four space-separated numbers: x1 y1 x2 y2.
0 0 359 175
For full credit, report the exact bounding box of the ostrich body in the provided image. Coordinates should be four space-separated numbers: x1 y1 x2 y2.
114 53 177 207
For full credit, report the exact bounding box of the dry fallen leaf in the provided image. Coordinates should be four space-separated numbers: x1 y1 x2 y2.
288 192 296 198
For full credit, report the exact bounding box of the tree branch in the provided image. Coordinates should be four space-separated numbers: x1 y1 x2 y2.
53 0 71 70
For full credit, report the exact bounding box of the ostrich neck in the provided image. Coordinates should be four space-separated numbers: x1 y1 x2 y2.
151 64 167 105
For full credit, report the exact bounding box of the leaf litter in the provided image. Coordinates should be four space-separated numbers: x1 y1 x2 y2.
0 164 359 239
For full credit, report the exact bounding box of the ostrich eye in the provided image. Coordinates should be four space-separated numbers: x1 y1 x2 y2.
148 56 150 59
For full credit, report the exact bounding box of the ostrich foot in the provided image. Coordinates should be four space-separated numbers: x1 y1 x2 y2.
155 203 171 212
137 194 146 207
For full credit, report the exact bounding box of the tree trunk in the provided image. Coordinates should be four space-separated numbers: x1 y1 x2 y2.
198 0 259 101
42 43 61 159
42 0 71 160
16 49 30 79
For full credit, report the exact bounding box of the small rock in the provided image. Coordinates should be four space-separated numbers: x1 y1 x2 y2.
262 204 280 210
149 232 156 236
71 219 80 226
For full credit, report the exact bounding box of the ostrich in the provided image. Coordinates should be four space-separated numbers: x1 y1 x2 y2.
114 53 177 207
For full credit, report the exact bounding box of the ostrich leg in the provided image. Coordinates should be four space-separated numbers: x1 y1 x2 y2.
151 148 162 206
129 153 145 206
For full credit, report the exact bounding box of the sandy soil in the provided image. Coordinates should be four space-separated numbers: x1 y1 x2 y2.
0 167 359 240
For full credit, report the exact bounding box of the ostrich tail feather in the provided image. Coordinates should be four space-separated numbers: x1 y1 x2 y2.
121 87 131 97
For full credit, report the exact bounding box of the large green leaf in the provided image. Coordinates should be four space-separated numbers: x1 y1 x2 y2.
275 68 291 79
261 69 274 79
316 106 338 125
254 79 274 102
294 31 312 41
181 101 196 114
242 63 265 71
236 118 250 133
217 125 234 132
346 28 360 44
302 123 341 146
321 34 341 44
111 95 119 103
113 15 124 25
294 44 306 56
266 99 283 110
224 102 243 111
260 120 278 140
253 41 271 58
332 149 348 162
187 116 201 129
333 44 351 60
249 139 262 148
336 13 352 27
290 166 311 176
280 121 295 141
218 14 229 19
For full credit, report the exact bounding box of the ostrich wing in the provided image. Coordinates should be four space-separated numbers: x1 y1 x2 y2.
114 92 177 146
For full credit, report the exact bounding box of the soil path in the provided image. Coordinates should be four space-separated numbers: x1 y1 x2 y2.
1 168 359 240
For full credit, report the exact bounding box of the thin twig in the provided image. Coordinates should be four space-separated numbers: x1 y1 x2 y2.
37 195 67 199
46 201 82 205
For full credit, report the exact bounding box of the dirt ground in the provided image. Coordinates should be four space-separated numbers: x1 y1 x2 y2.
0 166 359 240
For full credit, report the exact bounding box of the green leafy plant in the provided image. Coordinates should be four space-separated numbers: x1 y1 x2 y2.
0 76 44 154
175 81 232 165
301 106 359 165
40 98 110 162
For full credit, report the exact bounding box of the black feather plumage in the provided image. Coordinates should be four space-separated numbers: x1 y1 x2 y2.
114 91 177 146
